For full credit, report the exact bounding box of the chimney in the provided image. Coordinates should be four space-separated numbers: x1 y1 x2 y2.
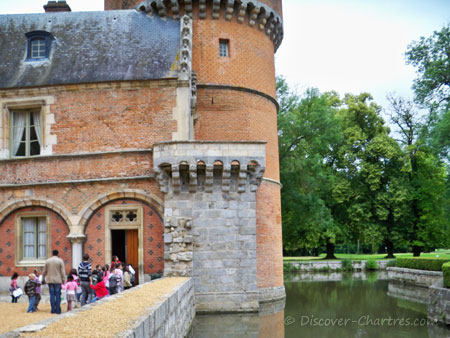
44 1 71 12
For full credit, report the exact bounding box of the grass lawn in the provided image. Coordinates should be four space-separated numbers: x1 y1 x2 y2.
284 250 450 262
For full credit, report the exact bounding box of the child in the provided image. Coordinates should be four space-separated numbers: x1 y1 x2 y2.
33 269 42 311
102 265 110 294
90 271 108 300
70 268 82 308
24 273 40 313
123 266 132 290
92 269 100 286
10 272 20 303
62 275 78 312
108 266 119 295
114 263 123 292
128 264 136 286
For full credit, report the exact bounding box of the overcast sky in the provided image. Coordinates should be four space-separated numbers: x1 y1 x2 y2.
1 0 449 110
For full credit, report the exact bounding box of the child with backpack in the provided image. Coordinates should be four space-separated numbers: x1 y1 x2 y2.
24 273 40 313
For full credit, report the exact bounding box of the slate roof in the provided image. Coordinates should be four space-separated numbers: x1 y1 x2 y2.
0 10 180 89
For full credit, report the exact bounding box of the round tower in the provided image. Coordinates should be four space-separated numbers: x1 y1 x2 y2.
104 0 284 303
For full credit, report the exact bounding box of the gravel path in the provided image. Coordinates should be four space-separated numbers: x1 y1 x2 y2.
0 277 187 338
0 302 57 334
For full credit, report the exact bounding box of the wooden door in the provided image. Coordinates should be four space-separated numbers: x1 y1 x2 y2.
126 229 139 285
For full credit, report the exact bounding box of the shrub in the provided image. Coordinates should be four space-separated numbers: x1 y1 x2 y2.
284 262 300 273
443 262 450 288
341 259 353 272
365 259 378 271
395 257 450 271
386 260 396 268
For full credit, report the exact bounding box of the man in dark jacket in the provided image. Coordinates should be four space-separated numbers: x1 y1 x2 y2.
78 253 93 306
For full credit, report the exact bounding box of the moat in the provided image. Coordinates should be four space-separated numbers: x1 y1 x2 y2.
192 272 450 338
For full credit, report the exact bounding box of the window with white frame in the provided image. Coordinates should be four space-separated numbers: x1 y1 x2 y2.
11 109 42 157
219 39 229 57
22 217 47 259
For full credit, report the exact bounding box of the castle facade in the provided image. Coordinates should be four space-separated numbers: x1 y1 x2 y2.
0 0 284 312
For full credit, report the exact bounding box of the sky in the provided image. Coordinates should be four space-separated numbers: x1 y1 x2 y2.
1 0 449 111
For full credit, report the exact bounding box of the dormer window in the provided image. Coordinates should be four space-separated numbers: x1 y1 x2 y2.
25 31 53 60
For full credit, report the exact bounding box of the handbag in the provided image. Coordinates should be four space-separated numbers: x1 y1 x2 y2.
13 288 23 298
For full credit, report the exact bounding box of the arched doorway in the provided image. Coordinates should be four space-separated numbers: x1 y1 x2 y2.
84 199 164 284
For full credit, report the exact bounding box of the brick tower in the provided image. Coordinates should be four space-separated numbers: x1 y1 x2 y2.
104 0 284 311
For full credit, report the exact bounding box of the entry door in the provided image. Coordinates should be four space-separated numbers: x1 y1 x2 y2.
126 229 139 284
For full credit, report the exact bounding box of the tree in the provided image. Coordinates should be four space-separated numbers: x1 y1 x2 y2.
336 94 408 258
277 77 344 257
405 24 450 111
387 95 448 256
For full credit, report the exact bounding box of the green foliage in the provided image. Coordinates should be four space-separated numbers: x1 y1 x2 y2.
443 262 450 288
395 257 450 271
405 24 450 110
283 262 300 274
341 259 354 272
365 259 378 271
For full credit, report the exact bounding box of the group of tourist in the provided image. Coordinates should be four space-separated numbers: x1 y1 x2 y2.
9 250 135 314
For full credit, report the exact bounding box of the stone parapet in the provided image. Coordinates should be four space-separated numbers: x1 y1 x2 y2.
387 267 443 288
428 284 450 325
134 0 284 51
117 278 195 338
288 260 392 271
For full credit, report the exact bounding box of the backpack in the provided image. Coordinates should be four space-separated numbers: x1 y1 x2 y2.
109 274 119 288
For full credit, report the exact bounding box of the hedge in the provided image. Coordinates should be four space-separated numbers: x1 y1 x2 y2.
443 262 450 288
395 257 450 271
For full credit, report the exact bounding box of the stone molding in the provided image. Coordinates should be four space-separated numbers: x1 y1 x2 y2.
197 83 279 111
136 0 283 51
0 197 73 229
78 189 164 231
0 79 178 98
153 141 266 194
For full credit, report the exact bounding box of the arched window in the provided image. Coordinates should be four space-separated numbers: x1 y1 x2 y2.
25 31 53 60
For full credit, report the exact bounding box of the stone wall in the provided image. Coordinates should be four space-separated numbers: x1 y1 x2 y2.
288 260 391 271
153 141 268 312
387 267 443 288
117 278 195 338
428 284 450 325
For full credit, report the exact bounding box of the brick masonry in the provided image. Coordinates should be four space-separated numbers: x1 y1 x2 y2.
0 0 286 314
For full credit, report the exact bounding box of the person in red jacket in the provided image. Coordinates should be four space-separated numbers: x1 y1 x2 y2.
90 272 108 300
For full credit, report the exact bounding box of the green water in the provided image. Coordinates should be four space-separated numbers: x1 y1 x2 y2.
284 272 447 338
193 273 449 337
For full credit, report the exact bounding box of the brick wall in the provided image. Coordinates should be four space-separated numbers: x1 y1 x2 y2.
192 18 276 97
256 181 283 289
51 86 176 154
0 180 163 222
0 206 71 277
84 199 164 275
0 152 152 185
195 88 279 180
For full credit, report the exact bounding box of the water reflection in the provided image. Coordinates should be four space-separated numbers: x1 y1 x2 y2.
192 300 285 338
285 272 448 338
191 272 449 338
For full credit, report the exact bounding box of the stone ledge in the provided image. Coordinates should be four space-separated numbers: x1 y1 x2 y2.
258 285 286 303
